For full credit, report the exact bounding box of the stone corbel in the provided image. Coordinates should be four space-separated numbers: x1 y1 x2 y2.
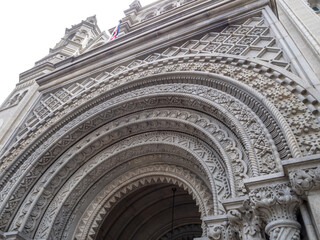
203 215 231 240
222 197 265 240
245 174 301 240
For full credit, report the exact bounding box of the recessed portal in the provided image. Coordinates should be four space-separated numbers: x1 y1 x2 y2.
96 183 202 240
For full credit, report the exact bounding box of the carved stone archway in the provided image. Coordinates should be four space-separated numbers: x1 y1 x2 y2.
0 53 319 239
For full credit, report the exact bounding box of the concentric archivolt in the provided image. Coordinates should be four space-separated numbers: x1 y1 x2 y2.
32 131 227 239
10 107 247 235
1 52 318 238
72 164 213 240
3 53 318 170
1 83 283 233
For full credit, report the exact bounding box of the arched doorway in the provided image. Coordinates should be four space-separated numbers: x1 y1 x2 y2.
96 183 202 240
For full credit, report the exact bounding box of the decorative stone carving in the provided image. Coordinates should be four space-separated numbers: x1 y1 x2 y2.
1 83 284 232
13 107 242 229
204 216 231 240
207 221 230 240
227 200 264 240
5 12 320 162
249 183 301 240
70 164 213 240
1 90 28 110
289 167 320 196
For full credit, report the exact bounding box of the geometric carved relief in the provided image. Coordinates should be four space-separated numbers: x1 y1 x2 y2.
3 49 318 174
3 57 317 233
3 51 318 175
27 131 227 239
0 54 319 239
2 90 269 232
71 165 212 240
13 108 247 236
2 84 288 235
161 17 290 69
0 79 286 237
1 52 318 237
0 90 28 111
1 15 293 153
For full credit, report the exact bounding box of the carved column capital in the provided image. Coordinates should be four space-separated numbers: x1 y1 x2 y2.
222 197 264 240
249 183 301 240
227 200 264 240
203 215 231 240
289 167 320 196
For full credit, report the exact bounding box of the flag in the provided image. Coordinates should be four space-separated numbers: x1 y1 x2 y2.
109 20 122 42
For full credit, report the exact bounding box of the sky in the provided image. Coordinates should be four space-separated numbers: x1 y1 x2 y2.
0 0 156 105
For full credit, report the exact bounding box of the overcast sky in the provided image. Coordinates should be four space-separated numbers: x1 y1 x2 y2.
0 0 155 105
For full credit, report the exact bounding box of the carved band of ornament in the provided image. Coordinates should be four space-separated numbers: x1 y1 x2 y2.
0 85 280 232
0 79 278 191
12 109 237 232
64 165 213 240
289 167 320 196
0 96 247 232
0 86 280 232
33 134 223 239
3 52 312 175
57 153 224 240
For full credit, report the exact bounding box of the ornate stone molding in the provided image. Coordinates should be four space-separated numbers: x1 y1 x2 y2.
71 164 213 240
16 131 230 238
289 167 320 196
227 200 264 240
204 215 231 240
283 155 320 197
249 183 301 240
5 51 319 173
0 84 283 233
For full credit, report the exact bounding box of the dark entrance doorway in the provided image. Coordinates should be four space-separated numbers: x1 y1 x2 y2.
96 183 202 240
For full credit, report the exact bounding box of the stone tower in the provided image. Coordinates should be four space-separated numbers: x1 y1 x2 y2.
0 0 320 239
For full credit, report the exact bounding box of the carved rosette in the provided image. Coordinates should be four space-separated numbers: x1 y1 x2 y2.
227 200 264 240
289 167 320 196
249 184 301 240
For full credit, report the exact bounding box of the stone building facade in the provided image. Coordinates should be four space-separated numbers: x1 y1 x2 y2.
0 0 319 239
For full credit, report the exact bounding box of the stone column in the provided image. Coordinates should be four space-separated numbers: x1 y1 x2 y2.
249 182 301 240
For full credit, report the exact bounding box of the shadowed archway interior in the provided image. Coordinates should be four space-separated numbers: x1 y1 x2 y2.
96 183 202 240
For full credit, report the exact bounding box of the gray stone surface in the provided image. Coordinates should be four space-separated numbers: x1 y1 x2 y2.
0 0 319 239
